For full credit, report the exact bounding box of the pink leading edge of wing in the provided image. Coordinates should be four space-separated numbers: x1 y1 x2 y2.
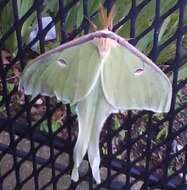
29 30 152 64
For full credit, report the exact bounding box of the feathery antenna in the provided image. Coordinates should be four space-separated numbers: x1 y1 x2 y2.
98 4 116 30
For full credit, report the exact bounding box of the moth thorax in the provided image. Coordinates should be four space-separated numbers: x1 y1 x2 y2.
93 37 117 57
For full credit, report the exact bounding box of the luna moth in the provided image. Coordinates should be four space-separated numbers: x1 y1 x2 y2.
19 6 172 184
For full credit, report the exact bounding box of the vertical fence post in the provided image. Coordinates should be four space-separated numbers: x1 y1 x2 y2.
124 1 136 189
143 0 160 189
163 0 186 189
58 0 67 43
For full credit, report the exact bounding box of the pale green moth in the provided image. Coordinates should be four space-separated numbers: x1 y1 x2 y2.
19 6 172 184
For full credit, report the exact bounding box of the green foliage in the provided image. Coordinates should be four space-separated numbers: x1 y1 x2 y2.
0 82 15 104
89 0 101 15
43 1 58 16
18 0 36 44
178 63 187 81
1 0 186 62
65 4 81 31
76 1 84 27
169 62 187 82
112 115 121 130
156 126 168 142
114 0 131 22
65 0 102 32
183 33 187 48
0 0 35 54
0 1 16 53
40 121 61 133
114 0 181 65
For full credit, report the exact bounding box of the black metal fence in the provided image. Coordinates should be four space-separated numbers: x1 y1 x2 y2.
0 0 187 189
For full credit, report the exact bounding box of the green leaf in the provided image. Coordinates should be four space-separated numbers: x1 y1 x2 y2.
157 43 176 64
7 83 14 93
18 0 33 17
0 1 16 53
65 5 78 31
43 0 58 16
169 62 187 82
183 34 187 49
18 0 36 42
160 0 177 15
0 0 37 53
112 115 121 130
115 1 131 38
135 0 155 36
136 30 154 54
159 12 179 45
40 121 61 133
76 0 84 27
158 16 171 43
89 0 101 15
114 0 131 23
156 126 168 142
